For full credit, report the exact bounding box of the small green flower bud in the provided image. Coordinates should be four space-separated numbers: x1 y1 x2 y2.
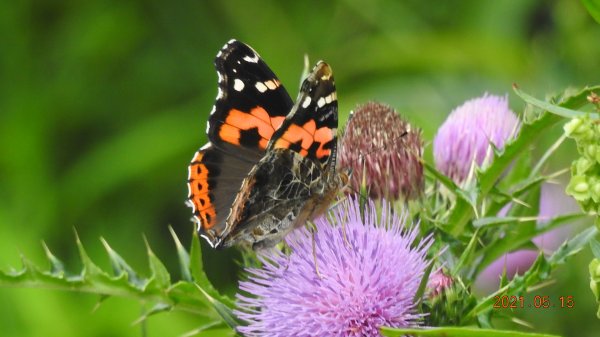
586 144 598 159
564 118 583 136
574 157 593 174
567 175 590 202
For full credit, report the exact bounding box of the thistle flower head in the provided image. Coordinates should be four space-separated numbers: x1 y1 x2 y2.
426 269 453 298
339 102 424 200
433 94 520 183
235 197 432 337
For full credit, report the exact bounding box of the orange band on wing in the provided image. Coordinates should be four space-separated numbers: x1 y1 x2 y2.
187 151 217 229
220 107 285 149
313 127 333 159
273 120 333 160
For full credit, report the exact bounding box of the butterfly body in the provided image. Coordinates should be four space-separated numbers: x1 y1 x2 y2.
187 40 342 249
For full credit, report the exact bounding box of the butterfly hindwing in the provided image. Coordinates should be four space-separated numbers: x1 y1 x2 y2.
208 40 294 160
187 144 258 247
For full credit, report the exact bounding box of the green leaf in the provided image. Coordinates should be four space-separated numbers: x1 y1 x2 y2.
474 213 587 275
473 216 537 227
169 226 193 282
132 302 172 325
189 232 235 307
0 236 219 322
582 0 600 24
453 228 481 274
195 284 240 329
180 321 228 337
423 160 461 192
381 326 561 337
144 237 171 292
100 237 144 287
513 84 600 119
468 226 598 319
41 241 65 276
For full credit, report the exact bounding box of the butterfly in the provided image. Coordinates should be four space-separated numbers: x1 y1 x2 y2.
187 39 345 250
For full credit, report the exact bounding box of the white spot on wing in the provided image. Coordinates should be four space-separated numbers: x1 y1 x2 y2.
265 80 277 90
233 79 245 91
216 88 224 99
302 97 311 108
200 142 213 150
255 82 268 93
317 97 326 107
217 72 224 83
243 53 259 63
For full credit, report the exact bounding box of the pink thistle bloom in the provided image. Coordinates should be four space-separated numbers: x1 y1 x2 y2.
433 94 520 184
235 197 432 337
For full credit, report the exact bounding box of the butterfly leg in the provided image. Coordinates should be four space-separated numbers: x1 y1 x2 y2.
305 221 323 279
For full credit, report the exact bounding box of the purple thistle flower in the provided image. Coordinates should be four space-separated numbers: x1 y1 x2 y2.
433 94 520 184
235 197 432 337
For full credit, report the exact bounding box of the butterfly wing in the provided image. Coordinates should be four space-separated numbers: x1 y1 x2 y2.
221 61 339 249
209 39 293 159
268 61 338 166
188 40 293 248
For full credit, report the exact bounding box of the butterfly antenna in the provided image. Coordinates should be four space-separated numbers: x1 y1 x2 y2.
300 53 311 86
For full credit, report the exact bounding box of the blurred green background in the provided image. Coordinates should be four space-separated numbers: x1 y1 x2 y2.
1 0 600 336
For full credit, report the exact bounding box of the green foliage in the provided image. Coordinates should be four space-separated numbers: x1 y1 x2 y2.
582 0 600 24
0 230 237 335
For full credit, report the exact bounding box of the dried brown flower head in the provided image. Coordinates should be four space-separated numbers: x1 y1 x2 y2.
339 102 424 200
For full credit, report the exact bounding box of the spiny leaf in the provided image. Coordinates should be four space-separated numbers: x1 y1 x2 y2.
0 236 217 321
132 302 172 325
180 321 227 337
195 284 240 329
75 229 106 277
144 236 171 292
42 241 65 276
169 226 192 282
190 232 235 308
381 326 561 337
101 237 143 287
